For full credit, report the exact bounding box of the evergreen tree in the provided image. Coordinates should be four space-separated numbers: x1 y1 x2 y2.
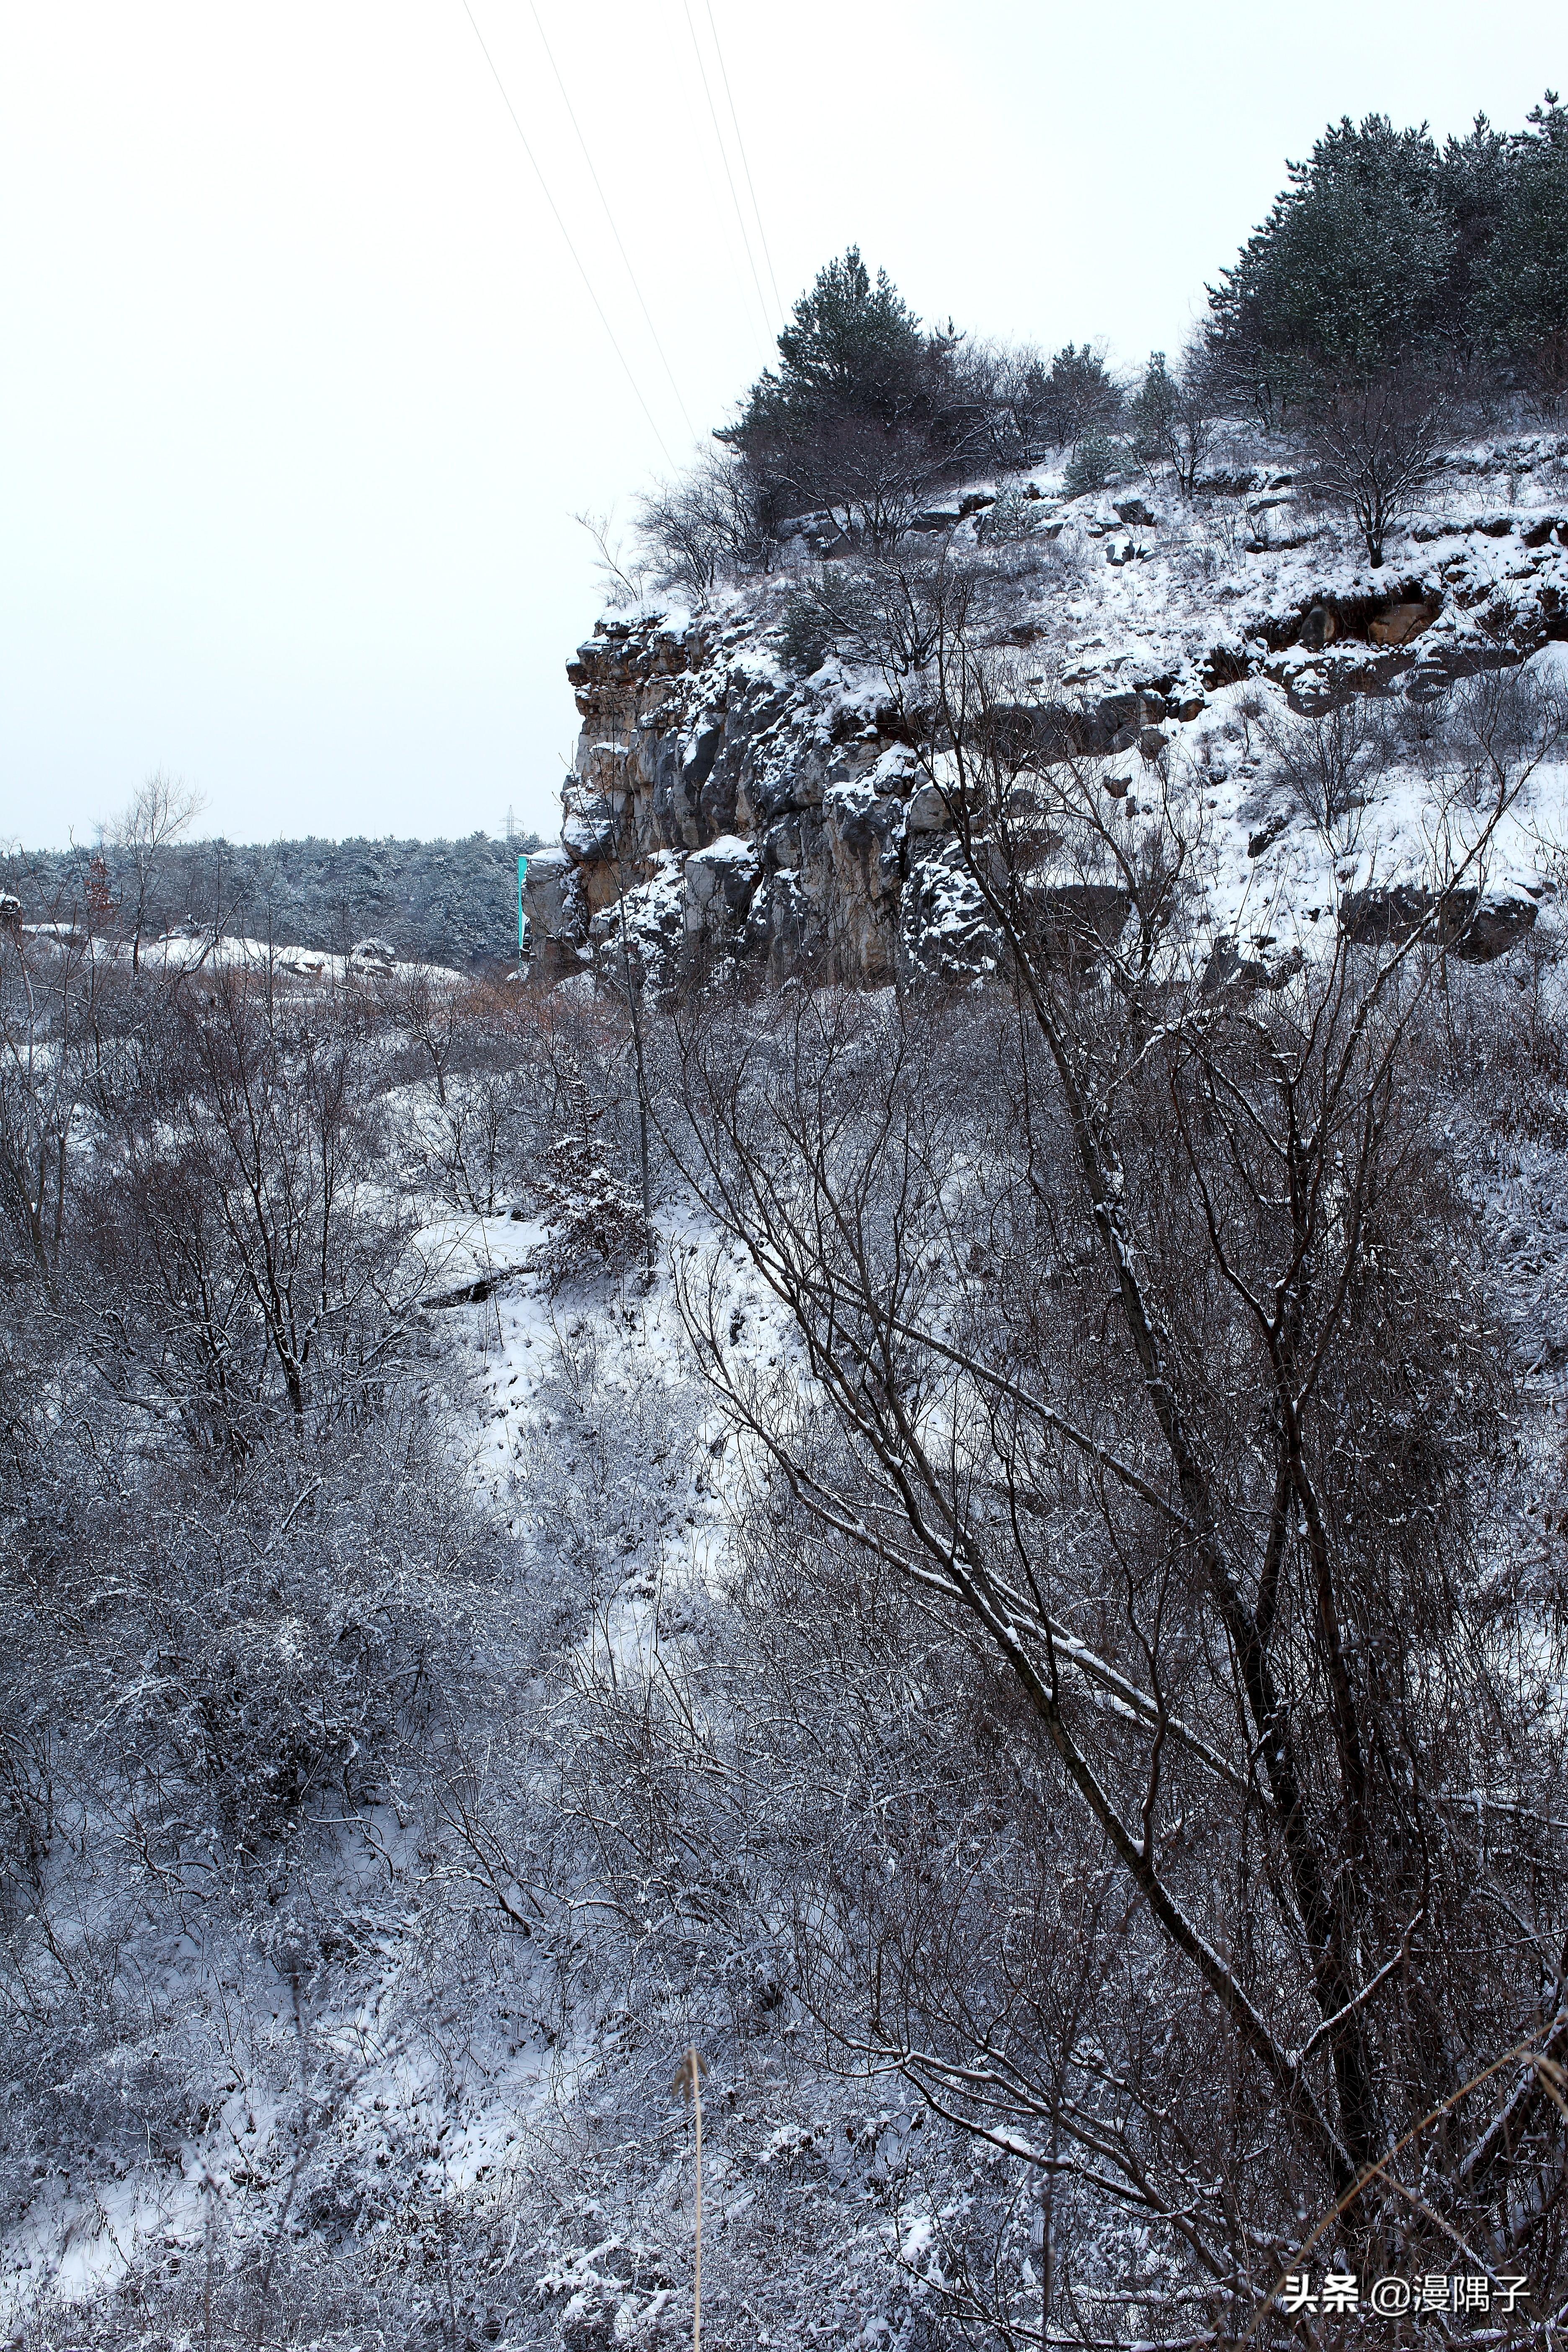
1434 114 1513 350
1475 93 1568 395
1207 116 1456 404
719 249 982 545
1039 343 1124 446
725 247 934 449
1128 350 1215 498
771 247 929 420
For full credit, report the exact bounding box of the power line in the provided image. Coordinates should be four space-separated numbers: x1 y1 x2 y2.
456 0 678 467
524 0 701 446
700 0 785 325
678 0 775 356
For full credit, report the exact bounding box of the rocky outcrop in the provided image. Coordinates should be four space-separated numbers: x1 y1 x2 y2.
527 611 1216 990
529 450 1568 992
528 613 949 987
1338 877 1547 962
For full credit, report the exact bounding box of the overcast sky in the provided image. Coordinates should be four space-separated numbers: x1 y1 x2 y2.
2 1 1560 849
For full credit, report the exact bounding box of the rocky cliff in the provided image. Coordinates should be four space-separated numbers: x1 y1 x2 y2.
527 438 1568 991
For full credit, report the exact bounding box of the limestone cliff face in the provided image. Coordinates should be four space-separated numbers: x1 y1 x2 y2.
527 449 1568 990
525 609 971 988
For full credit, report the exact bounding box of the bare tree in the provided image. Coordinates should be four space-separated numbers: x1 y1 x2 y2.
103 771 204 970
0 915 95 1283
635 449 774 599
651 598 1568 2330
1260 692 1390 830
777 548 980 682
762 409 968 553
1305 368 1450 567
80 958 409 1455
575 507 650 611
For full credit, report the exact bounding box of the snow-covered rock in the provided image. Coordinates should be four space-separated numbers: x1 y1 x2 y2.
532 433 1568 992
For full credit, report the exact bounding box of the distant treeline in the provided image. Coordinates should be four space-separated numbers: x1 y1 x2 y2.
2 830 543 969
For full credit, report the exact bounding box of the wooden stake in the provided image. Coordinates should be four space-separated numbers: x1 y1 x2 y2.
670 2046 706 2352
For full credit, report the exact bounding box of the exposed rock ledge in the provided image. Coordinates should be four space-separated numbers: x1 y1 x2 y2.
527 468 1568 992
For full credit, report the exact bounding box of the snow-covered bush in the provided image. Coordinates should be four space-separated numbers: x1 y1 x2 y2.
774 581 845 678
536 1117 650 1287
1062 428 1126 496
1259 690 1390 828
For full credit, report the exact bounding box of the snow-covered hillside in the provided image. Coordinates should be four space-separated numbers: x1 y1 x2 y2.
8 431 1568 2352
528 431 1568 996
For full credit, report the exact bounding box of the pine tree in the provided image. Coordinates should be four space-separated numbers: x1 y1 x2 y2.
725 248 930 450
1475 93 1568 400
1207 116 1456 405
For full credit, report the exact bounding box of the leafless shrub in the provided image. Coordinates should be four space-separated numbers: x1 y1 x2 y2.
395 1066 526 1215
1260 692 1390 828
74 962 409 1457
1390 660 1568 803
634 449 776 599
1444 661 1568 801
972 338 1125 468
1305 368 1450 565
575 505 651 611
774 409 965 551
775 551 980 681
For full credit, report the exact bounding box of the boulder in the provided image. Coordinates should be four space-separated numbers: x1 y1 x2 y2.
1031 882 1132 961
906 781 956 832
561 791 618 861
348 936 396 969
1096 689 1168 750
1201 934 1304 995
524 848 588 963
1339 878 1541 961
1194 469 1263 497
899 841 1002 984
1246 502 1312 551
682 722 723 793
684 836 761 935
1367 600 1439 648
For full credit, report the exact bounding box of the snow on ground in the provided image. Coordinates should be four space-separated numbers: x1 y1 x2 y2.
13 428 1568 2337
17 928 464 988
0 1195 799 2329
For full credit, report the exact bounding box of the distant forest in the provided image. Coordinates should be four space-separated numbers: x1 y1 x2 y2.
1 829 543 969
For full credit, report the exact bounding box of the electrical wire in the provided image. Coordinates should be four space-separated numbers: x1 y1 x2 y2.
700 0 784 325
678 0 775 354
524 0 701 446
457 0 678 467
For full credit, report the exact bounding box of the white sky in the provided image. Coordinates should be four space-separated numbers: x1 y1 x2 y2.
1 0 1560 848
